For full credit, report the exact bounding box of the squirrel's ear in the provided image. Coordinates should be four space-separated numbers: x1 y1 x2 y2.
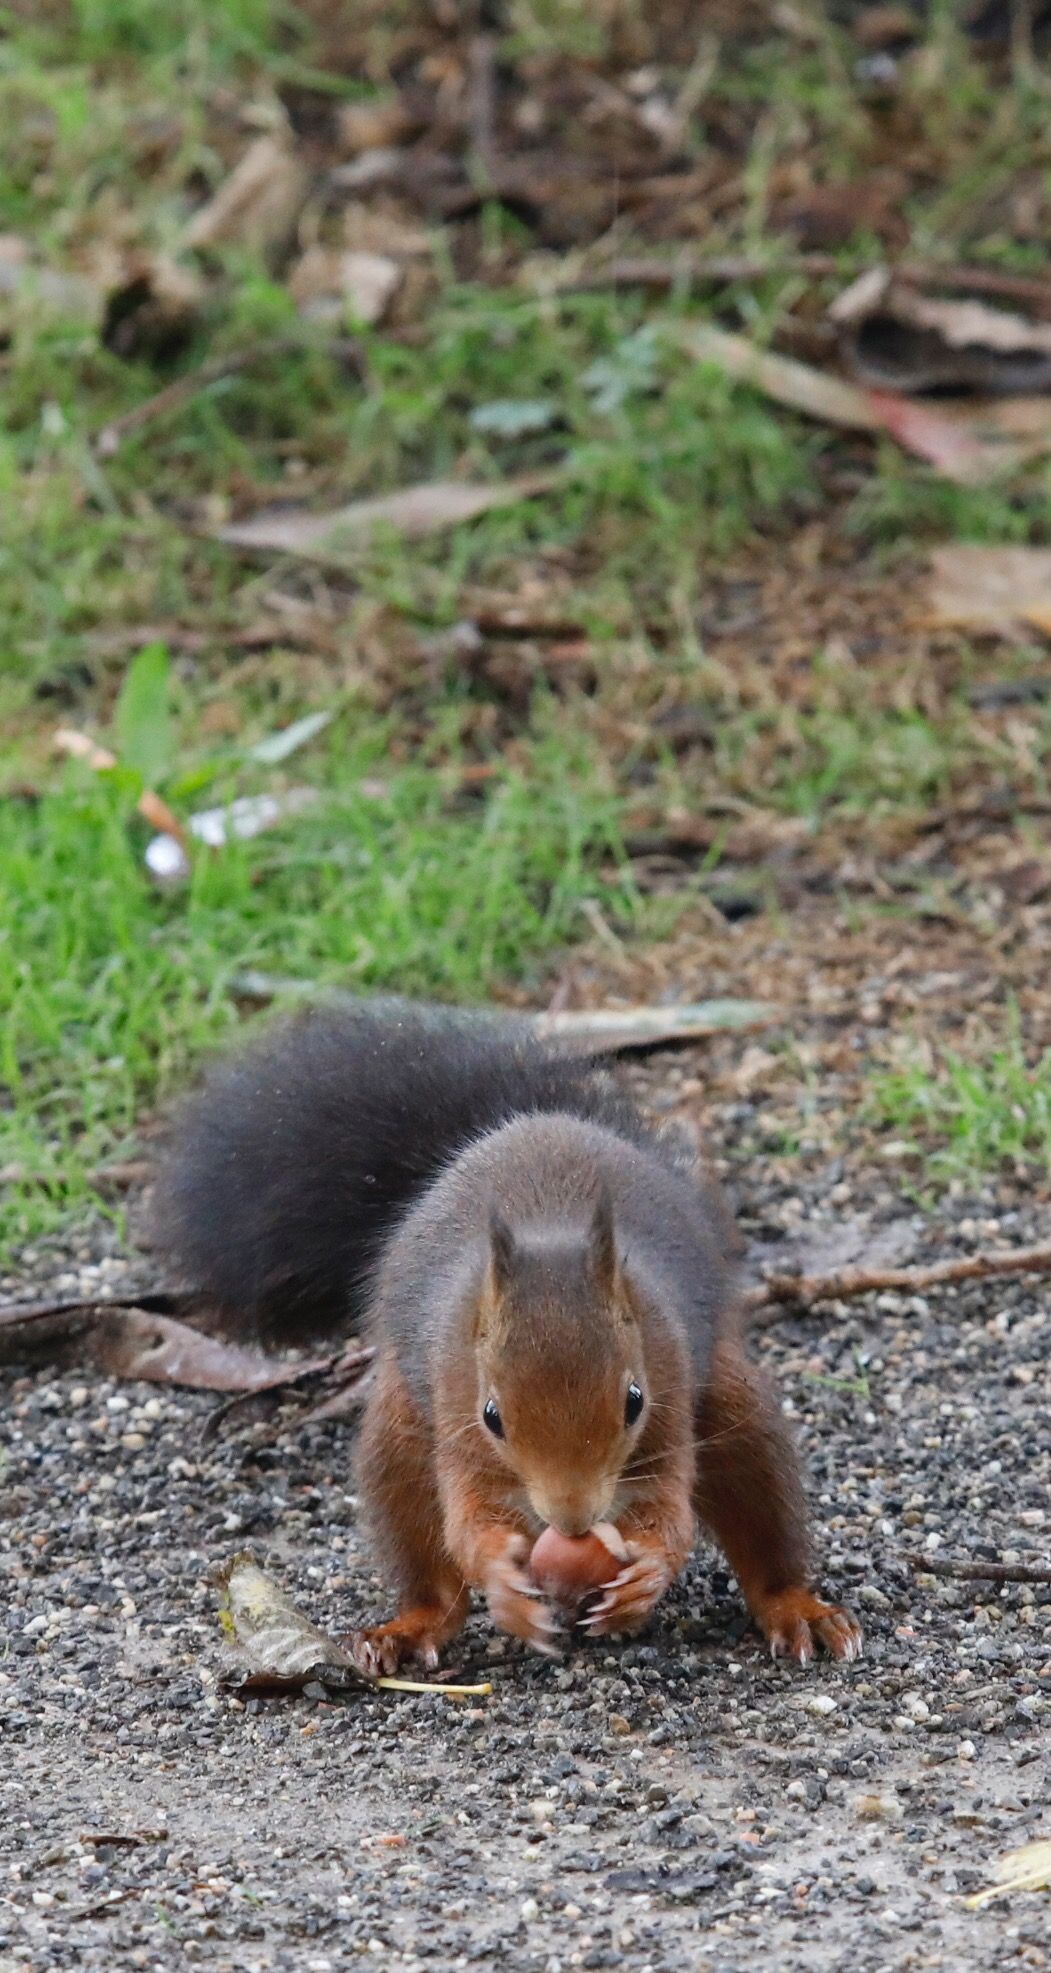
488 1207 517 1295
588 1183 618 1297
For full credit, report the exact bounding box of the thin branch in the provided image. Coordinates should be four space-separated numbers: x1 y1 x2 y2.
561 252 1051 318
905 1554 1051 1586
745 1240 1051 1321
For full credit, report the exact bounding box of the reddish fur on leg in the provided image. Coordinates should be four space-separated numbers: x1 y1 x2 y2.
351 1351 470 1674
694 1332 862 1664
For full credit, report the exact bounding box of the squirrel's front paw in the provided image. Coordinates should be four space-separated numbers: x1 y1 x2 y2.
578 1540 674 1637
485 1535 561 1657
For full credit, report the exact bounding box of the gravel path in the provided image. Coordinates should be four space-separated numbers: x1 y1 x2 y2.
4 1138 1051 1971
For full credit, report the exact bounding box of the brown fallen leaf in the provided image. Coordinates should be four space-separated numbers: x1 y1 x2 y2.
216 471 557 565
831 268 1051 393
927 545 1051 638
89 1308 332 1393
678 327 1009 485
79 1830 168 1848
53 726 188 847
0 1292 333 1395
335 95 417 157
677 323 1017 484
183 131 308 255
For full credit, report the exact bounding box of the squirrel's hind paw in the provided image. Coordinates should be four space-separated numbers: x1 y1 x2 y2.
756 1588 863 1666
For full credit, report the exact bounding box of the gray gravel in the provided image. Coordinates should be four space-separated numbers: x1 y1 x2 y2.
3 1161 1051 1971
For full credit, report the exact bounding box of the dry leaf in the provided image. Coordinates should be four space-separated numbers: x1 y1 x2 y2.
336 96 415 156
183 132 308 254
678 323 1033 485
832 270 1051 393
0 1292 328 1394
927 545 1051 638
89 1309 326 1392
216 1554 491 1697
290 246 401 326
534 999 776 1052
966 1838 1051 1908
216 471 557 564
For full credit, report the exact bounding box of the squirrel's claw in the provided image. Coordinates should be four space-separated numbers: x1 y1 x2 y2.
578 1544 673 1637
485 1545 562 1657
756 1589 863 1666
350 1626 442 1678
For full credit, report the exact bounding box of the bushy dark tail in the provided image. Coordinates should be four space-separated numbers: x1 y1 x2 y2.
151 999 644 1336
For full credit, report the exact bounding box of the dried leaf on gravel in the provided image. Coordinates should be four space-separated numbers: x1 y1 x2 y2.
966 1839 1051 1908
0 1294 324 1394
927 545 1051 638
217 1553 370 1685
216 471 557 564
88 1309 327 1393
217 1554 491 1697
183 132 308 255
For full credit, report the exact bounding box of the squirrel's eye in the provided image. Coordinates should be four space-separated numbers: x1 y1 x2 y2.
625 1382 644 1427
483 1398 504 1439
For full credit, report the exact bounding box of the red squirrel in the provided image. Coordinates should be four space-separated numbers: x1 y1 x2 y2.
154 1001 861 1675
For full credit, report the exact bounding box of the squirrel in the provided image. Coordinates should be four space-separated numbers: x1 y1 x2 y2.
153 999 862 1676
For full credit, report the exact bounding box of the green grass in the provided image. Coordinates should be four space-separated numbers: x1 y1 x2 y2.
870 1018 1051 1181
4 1 1051 1250
0 709 641 1249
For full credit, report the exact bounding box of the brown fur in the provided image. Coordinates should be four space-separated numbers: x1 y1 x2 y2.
350 1112 861 1671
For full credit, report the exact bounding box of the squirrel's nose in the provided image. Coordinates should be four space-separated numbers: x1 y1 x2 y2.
530 1486 613 1540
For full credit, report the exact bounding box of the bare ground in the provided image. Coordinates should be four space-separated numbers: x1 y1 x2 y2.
4 917 1051 1972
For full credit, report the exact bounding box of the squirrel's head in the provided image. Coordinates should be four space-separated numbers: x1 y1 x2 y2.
471 1186 649 1536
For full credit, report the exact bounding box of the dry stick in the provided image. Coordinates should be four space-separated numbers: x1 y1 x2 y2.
565 253 1051 316
905 1555 1051 1587
93 335 363 458
200 1342 374 1441
564 252 839 293
744 1240 1051 1322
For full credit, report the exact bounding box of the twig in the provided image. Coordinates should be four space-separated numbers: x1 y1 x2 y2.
905 1554 1051 1586
0 1288 180 1332
745 1240 1051 1321
561 253 1051 319
200 1342 374 1440
563 251 839 293
376 1676 492 1696
467 32 499 181
93 336 363 458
